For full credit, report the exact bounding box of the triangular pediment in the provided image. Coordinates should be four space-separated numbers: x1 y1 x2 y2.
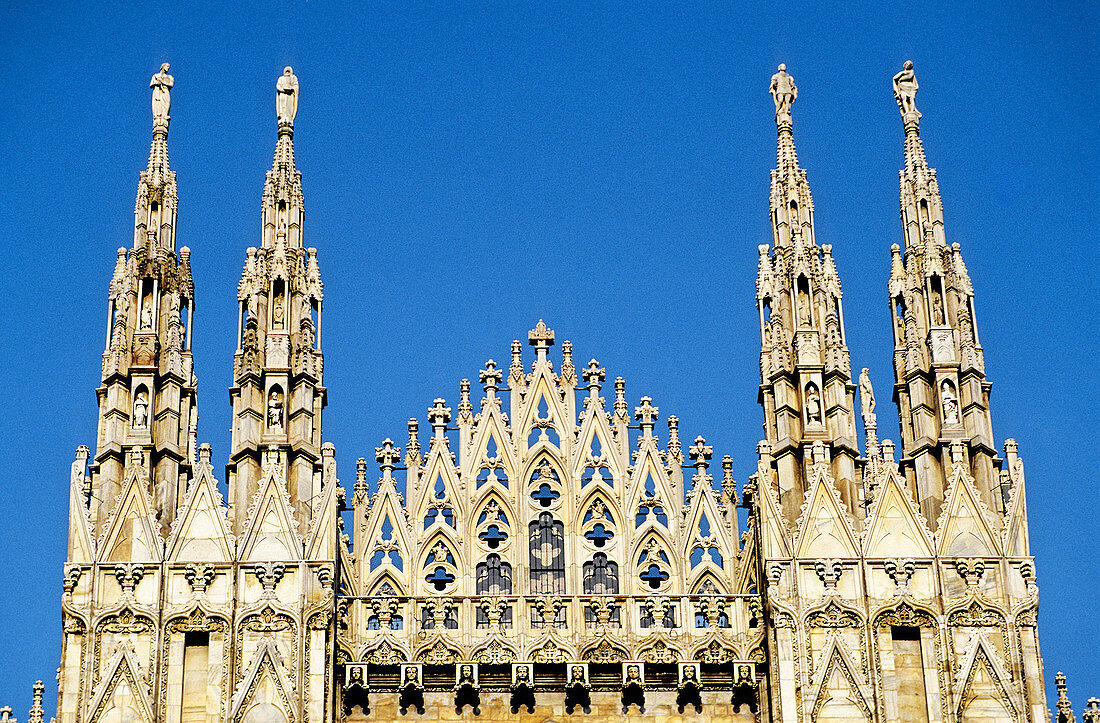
795 473 858 559
68 471 95 564
305 476 339 561
755 471 793 559
517 368 567 441
467 408 517 477
936 471 1001 557
862 469 933 558
1001 469 1030 557
99 472 162 563
954 634 1018 722
87 646 155 723
238 472 302 561
166 465 233 562
810 637 873 722
229 637 298 722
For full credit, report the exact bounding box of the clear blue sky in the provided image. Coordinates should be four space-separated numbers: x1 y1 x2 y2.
0 0 1096 716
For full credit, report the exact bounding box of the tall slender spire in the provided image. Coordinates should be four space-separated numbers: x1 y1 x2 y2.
228 67 325 532
888 60 999 521
768 63 814 249
757 65 860 524
91 63 197 536
136 63 177 251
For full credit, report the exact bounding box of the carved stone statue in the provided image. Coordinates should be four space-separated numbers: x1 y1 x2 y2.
940 380 959 424
858 368 875 420
140 297 154 330
931 290 945 325
276 66 299 125
797 289 810 326
893 60 919 118
805 384 822 425
150 63 173 124
268 390 284 428
272 295 285 329
510 665 535 714
132 391 149 429
769 64 797 121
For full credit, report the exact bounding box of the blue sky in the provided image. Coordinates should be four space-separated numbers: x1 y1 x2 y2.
0 0 1096 716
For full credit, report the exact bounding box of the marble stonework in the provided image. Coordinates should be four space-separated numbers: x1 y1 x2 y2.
31 61 1052 723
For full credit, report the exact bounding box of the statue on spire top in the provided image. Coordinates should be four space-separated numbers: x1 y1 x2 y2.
150 63 173 126
769 64 797 123
893 60 920 120
277 66 299 126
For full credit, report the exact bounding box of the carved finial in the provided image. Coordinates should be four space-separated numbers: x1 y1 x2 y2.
721 455 737 504
276 66 299 130
561 340 575 383
769 63 797 126
376 439 401 471
457 379 473 421
480 360 502 393
198 442 212 466
509 340 524 386
406 418 421 462
254 562 286 599
1057 672 1076 723
528 319 555 359
689 436 713 491
0 705 13 722
1084 698 1100 723
893 60 920 127
28 680 44 723
667 416 682 461
428 399 451 440
635 397 659 436
612 377 628 422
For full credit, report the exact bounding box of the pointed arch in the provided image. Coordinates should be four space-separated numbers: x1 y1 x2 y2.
809 637 874 722
229 638 297 722
955 635 1019 723
87 646 155 723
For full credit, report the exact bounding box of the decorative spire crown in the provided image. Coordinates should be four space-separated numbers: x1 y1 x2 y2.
769 63 801 175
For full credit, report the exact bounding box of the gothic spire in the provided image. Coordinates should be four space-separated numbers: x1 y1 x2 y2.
768 64 814 249
228 67 324 533
133 63 178 252
263 66 302 249
757 65 859 524
92 63 197 538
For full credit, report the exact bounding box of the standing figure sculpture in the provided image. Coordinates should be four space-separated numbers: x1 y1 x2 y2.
769 64 797 122
268 390 284 429
940 380 959 424
805 384 822 425
276 66 299 126
132 392 149 430
893 60 919 118
150 63 173 124
858 368 876 423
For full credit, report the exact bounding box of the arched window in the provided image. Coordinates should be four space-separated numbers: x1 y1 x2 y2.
529 512 565 594
583 553 619 594
476 554 513 595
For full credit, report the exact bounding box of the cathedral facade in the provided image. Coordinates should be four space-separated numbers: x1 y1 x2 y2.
46 62 1049 723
